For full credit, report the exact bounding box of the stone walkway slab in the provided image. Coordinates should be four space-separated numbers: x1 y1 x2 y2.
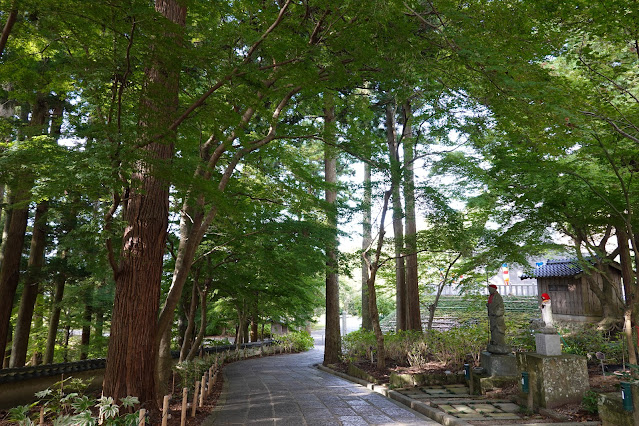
206 347 440 425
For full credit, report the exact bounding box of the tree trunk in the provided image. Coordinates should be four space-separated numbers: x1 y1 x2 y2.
0 3 18 58
402 101 421 332
235 304 247 349
385 102 406 331
323 95 341 365
616 227 637 364
186 285 208 360
364 190 392 370
44 272 66 364
0 96 45 362
103 0 186 406
80 288 93 360
179 282 198 362
361 157 372 331
63 325 71 362
10 200 49 367
427 254 462 331
0 183 5 242
94 303 105 354
250 296 259 342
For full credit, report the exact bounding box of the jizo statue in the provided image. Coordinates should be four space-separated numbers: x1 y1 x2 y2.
540 292 555 332
487 285 510 354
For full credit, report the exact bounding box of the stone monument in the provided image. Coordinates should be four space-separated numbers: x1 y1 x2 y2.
535 293 561 355
516 292 589 408
480 285 517 377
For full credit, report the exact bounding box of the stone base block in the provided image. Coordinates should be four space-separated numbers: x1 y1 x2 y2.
598 381 639 425
516 352 588 409
535 333 561 356
481 351 518 377
470 371 518 395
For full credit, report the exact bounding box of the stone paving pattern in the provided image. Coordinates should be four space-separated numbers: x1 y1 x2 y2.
396 386 521 421
207 347 440 425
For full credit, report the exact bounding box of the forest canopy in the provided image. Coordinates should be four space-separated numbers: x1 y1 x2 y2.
0 0 637 406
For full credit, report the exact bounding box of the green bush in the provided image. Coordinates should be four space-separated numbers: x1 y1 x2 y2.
559 325 624 363
275 330 314 352
414 325 488 370
384 330 422 365
173 354 217 393
342 329 376 363
342 324 488 370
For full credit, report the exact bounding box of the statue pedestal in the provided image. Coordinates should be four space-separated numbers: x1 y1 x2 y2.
516 353 589 408
470 351 518 394
535 332 561 356
481 351 518 376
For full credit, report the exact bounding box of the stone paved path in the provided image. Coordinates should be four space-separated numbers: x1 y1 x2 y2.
207 346 440 425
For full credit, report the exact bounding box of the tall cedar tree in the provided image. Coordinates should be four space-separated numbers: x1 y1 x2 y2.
103 0 186 405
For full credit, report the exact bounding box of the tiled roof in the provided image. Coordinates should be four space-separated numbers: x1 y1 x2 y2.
521 259 583 279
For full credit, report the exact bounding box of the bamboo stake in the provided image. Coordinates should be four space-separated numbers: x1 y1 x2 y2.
199 375 206 406
161 394 171 426
191 381 200 417
180 388 188 426
138 408 146 426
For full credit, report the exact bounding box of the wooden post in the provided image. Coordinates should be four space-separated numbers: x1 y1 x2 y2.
138 408 146 426
208 366 214 395
39 406 44 425
180 387 188 426
199 375 206 406
191 381 200 417
161 394 171 426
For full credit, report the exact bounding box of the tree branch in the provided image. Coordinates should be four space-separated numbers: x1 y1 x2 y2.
0 5 18 58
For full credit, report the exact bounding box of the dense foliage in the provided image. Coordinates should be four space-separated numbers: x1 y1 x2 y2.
1 0 637 407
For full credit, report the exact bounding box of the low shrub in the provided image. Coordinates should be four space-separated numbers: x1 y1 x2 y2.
581 390 599 414
8 377 141 426
342 329 376 363
342 324 488 370
173 354 217 393
275 330 314 352
559 324 624 363
385 330 423 365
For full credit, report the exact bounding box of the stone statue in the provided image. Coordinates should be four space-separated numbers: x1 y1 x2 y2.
540 293 555 332
487 285 510 354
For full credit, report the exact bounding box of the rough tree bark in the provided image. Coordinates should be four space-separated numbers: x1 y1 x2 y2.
617 226 638 364
103 0 186 405
44 271 65 364
80 288 93 360
0 97 46 363
323 95 341 365
10 201 49 367
11 100 60 367
402 101 421 332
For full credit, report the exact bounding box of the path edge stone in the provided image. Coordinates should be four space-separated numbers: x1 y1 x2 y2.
317 364 472 426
